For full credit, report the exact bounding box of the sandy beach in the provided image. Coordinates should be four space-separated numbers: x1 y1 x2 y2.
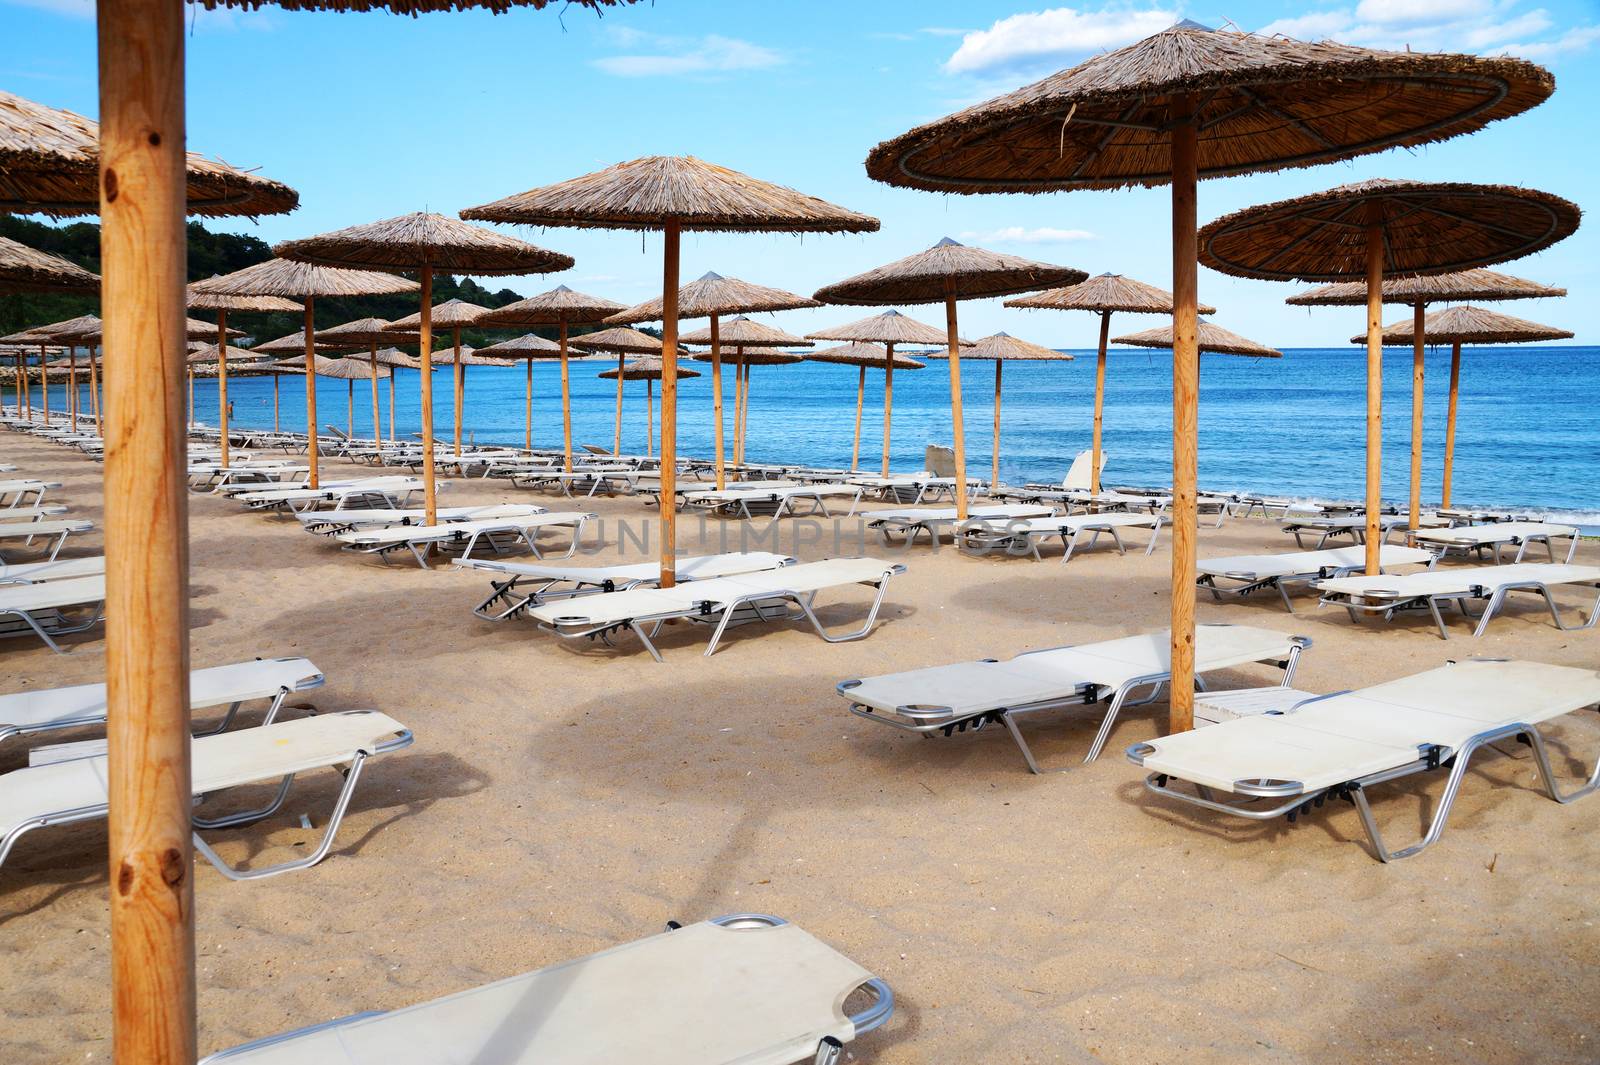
3 431 1598 1063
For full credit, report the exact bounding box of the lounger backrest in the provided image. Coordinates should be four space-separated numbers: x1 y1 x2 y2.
0 574 104 610
925 444 957 478
1061 450 1105 491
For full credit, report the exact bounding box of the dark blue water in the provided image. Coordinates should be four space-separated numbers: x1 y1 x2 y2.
102 344 1598 519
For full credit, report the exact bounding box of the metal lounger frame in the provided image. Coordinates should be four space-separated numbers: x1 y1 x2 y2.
1199 554 1439 613
961 516 1164 563
1318 577 1600 639
1422 529 1579 565
346 517 588 569
0 598 104 653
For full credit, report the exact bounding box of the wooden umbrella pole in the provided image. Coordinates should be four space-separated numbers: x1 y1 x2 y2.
1408 300 1425 540
944 292 969 520
882 343 895 476
89 344 100 431
711 314 725 490
991 359 1003 488
452 327 463 456
303 301 320 489
523 355 533 452
217 309 230 467
21 350 30 419
368 343 380 443
69 349 78 426
99 0 197 1058
418 269 438 527
613 352 624 455
1093 310 1110 495
559 322 573 472
346 378 354 437
185 368 191 428
1442 341 1462 508
646 380 654 454
852 364 864 471
1167 95 1200 734
659 219 681 588
730 359 743 467
42 342 50 424
387 367 395 442
742 362 754 464
1363 206 1385 576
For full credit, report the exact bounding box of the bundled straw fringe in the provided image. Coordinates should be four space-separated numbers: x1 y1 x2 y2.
1112 320 1282 357
814 238 1085 305
608 272 819 323
1007 273 1215 315
0 235 99 294
1355 304 1573 345
806 309 964 346
276 212 571 276
1287 267 1566 306
476 285 626 327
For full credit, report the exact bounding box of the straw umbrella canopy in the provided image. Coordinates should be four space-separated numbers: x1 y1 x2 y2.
0 233 98 293
688 337 807 467
1355 305 1574 508
924 332 1074 486
386 298 490 455
12 314 95 425
462 155 879 588
189 258 421 487
1199 178 1579 565
273 212 572 527
474 285 627 464
598 355 701 457
864 22 1557 734
571 327 668 455
814 238 1084 511
1288 268 1567 510
273 353 394 438
314 317 418 444
0 327 66 421
608 272 821 488
805 310 952 475
470 332 559 454
1007 274 1217 492
1111 321 1283 358
187 285 300 463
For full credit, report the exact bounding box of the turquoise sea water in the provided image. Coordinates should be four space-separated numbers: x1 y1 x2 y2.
51 343 1597 521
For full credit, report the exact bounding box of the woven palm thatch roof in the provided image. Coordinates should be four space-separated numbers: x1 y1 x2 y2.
815 238 1086 305
864 22 1554 194
387 299 490 330
0 88 298 217
805 342 927 370
1006 273 1216 314
367 347 419 368
474 333 562 358
24 314 102 343
314 317 417 347
186 281 302 313
253 330 330 354
461 155 881 234
197 0 633 13
1113 321 1281 357
419 344 515 367
274 212 572 275
186 343 261 364
805 309 963 346
190 258 421 300
691 348 803 367
926 332 1074 361
1199 179 1582 283
0 234 98 294
272 353 392 379
607 272 820 323
474 285 626 327
568 327 664 355
0 327 55 345
679 315 810 348
599 356 702 381
1286 267 1566 307
1354 305 1573 345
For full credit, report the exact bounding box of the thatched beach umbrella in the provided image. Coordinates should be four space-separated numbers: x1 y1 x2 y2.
866 22 1555 732
274 352 393 438
0 232 98 293
387 298 489 455
22 313 100 426
473 332 561 451
462 155 878 588
273 211 572 527
315 317 417 444
570 326 666 456
417 343 517 448
609 272 820 488
690 342 806 466
924 332 1074 486
803 341 927 472
253 328 330 432
683 317 810 469
190 259 420 487
188 285 300 465
0 328 51 418
1112 321 1283 358
475 285 626 468
1008 274 1216 493
814 238 1083 514
1199 179 1579 570
1289 268 1566 513
598 355 701 456
1354 305 1573 508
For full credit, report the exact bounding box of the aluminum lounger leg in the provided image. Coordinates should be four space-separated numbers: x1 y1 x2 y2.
1276 579 1296 613
1475 582 1600 637
193 753 371 881
1060 527 1084 564
628 620 665 662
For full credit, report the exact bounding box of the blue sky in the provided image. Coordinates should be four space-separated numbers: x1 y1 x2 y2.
5 0 1596 346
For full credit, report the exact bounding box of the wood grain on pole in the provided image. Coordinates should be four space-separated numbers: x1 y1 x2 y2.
1363 207 1385 576
216 310 230 467
99 0 197 1058
852 364 864 472
944 293 969 520
418 269 438 527
1408 300 1425 539
1167 95 1199 734
882 343 895 476
711 315 725 490
991 360 1002 488
1093 311 1110 495
559 322 572 472
659 220 680 588
302 301 319 489
1442 342 1462 508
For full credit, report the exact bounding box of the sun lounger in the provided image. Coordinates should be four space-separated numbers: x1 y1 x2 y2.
335 511 594 567
1412 521 1580 564
525 557 906 661
958 512 1164 562
0 555 105 584
1197 545 1436 611
234 477 426 513
839 624 1310 773
198 912 891 1065
1279 513 1439 548
455 551 797 619
0 479 60 509
681 483 863 519
0 656 323 747
0 504 69 522
0 709 411 879
0 574 106 652
0 518 92 563
1314 562 1600 639
863 504 1056 545
1128 659 1600 861
298 503 546 537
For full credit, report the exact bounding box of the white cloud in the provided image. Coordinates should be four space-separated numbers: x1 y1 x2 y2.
945 5 1178 77
1514 24 1600 55
961 226 1098 244
1260 0 1592 58
593 33 783 78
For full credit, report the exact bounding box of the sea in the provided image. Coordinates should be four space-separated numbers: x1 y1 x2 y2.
151 343 1598 525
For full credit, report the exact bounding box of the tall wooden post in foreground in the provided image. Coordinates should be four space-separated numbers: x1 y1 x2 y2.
1363 205 1385 576
944 291 968 520
1167 96 1199 734
99 0 197 1060
658 221 680 588
1408 300 1425 538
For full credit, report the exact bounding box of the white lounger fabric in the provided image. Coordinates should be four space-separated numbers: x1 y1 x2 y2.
1413 521 1579 562
1199 545 1433 581
962 512 1163 561
0 575 105 650
300 503 544 534
455 551 793 588
200 917 884 1065
336 512 590 548
0 555 105 583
